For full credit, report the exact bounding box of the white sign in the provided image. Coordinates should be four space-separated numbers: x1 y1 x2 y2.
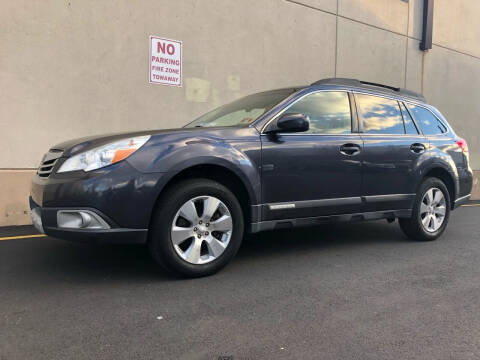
149 36 182 87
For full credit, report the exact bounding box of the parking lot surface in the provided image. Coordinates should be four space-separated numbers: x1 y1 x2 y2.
1 205 480 359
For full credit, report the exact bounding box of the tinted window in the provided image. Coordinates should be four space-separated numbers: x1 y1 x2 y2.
286 91 351 134
355 94 405 134
400 103 419 135
406 104 447 135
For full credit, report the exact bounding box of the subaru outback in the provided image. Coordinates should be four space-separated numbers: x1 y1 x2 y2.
30 78 473 277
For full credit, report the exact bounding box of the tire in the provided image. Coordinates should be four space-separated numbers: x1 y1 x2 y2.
399 177 451 241
148 178 244 277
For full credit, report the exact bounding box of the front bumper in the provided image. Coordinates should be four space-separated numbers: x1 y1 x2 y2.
30 197 148 244
29 160 165 244
30 206 44 234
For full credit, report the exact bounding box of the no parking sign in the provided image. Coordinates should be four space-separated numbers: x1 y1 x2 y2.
149 36 182 87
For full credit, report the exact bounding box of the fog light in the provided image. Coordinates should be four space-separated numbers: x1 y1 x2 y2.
57 210 110 229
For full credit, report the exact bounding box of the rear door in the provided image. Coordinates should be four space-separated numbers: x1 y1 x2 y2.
354 93 428 211
260 90 363 221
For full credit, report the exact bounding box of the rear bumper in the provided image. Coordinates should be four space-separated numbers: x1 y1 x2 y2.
29 197 148 244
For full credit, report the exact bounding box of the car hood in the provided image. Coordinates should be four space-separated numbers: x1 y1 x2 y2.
49 127 250 157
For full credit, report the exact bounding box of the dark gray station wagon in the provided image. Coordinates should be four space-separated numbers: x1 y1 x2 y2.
31 78 473 277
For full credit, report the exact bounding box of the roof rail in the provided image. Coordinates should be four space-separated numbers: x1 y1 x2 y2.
311 78 425 102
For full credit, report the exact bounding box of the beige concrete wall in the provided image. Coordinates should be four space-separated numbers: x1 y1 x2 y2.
336 17 407 87
473 171 480 201
1 0 479 226
338 0 408 34
1 0 336 169
433 0 480 58
0 170 35 226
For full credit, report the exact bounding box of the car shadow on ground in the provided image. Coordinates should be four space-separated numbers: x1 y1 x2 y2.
2 220 409 286
239 220 407 259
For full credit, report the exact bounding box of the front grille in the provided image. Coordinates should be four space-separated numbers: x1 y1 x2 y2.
37 150 63 177
38 158 58 177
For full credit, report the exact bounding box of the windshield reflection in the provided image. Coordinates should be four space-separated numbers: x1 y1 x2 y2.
185 89 295 128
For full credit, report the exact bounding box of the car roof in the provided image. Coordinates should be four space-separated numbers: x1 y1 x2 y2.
308 78 426 103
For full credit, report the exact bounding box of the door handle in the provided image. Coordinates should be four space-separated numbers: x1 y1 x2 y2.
340 143 361 156
410 143 426 154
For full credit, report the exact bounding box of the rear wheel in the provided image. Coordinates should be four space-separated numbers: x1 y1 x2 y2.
148 179 244 277
399 177 450 241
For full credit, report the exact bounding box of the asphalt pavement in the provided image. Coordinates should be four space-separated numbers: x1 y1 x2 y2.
1 205 480 359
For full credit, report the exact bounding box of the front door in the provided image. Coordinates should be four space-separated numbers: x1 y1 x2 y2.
261 91 363 221
354 93 428 211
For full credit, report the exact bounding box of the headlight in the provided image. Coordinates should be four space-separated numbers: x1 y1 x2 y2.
57 135 151 173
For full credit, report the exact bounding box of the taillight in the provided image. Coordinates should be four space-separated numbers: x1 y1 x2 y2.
456 138 468 153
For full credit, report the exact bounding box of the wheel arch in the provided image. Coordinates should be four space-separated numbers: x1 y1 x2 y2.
148 164 256 232
422 167 457 209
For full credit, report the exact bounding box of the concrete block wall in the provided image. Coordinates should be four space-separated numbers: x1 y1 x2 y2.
1 0 479 226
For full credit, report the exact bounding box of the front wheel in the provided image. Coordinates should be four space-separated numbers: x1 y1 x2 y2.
148 179 244 277
399 177 451 241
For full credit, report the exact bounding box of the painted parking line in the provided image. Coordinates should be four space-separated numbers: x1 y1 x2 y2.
462 204 480 207
0 234 47 241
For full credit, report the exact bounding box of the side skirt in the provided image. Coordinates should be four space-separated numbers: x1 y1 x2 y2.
249 209 412 233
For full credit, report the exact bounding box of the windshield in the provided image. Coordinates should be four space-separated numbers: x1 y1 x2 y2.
184 89 296 128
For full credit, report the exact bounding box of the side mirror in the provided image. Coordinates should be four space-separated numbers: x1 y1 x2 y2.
266 113 309 134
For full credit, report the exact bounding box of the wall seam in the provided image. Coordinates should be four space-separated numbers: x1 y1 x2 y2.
404 0 410 88
421 51 425 94
286 0 407 37
286 0 480 61
334 0 339 76
284 0 337 16
0 168 36 171
430 43 480 61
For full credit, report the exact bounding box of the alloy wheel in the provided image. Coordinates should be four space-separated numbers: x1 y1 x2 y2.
171 196 233 264
420 187 446 232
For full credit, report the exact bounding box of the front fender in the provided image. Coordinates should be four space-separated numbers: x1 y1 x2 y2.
127 128 262 205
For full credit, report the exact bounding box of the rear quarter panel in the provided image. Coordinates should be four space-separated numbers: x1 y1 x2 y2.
426 106 472 198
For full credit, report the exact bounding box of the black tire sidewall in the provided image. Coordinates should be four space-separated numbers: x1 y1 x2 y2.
148 179 244 277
